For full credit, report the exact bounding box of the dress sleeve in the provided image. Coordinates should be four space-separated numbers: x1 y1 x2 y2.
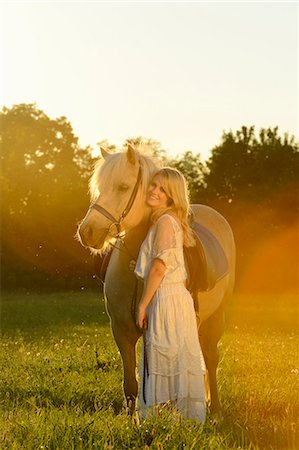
152 215 177 271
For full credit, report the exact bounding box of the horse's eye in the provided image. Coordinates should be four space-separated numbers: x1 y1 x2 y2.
118 184 129 192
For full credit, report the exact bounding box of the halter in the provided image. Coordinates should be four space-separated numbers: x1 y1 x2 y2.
89 165 142 237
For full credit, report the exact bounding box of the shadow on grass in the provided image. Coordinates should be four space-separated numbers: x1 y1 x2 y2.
1 383 124 415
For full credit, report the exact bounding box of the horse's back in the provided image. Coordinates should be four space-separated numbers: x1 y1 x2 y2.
190 204 236 322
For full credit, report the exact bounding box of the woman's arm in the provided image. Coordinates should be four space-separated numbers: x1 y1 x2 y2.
137 258 166 330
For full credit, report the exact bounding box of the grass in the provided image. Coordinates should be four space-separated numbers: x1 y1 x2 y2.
0 289 298 449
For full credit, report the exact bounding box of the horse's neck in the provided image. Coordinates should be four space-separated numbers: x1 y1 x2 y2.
122 220 150 259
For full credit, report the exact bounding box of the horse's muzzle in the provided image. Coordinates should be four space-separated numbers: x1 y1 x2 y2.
78 223 106 249
78 223 92 247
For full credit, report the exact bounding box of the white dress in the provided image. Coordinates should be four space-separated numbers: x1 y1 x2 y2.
135 214 206 422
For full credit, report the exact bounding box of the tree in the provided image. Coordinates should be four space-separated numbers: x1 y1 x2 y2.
166 151 207 203
124 136 167 163
0 103 96 288
204 126 299 212
202 126 299 293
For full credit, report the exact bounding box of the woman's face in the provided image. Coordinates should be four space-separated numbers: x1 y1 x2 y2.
146 174 171 210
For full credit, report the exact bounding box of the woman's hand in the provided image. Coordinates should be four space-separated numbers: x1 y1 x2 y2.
136 259 166 330
137 305 148 330
129 259 136 272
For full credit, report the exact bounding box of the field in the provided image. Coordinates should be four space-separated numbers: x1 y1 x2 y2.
0 290 298 450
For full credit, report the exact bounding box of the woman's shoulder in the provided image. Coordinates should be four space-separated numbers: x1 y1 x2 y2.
156 213 182 230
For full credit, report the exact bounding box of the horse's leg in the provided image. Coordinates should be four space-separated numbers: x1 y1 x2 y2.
111 321 140 415
199 305 225 418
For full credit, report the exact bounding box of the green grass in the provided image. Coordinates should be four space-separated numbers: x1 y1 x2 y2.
0 290 298 449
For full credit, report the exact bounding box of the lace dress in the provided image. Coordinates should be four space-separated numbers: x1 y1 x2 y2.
135 214 206 422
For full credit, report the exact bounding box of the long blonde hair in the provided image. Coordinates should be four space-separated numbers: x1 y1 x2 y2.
150 167 196 247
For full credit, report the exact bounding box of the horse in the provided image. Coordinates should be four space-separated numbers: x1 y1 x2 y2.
77 144 236 418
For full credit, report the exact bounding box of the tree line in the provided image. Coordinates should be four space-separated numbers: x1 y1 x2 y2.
1 104 298 293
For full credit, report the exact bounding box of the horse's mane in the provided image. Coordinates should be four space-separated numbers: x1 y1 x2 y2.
89 145 160 203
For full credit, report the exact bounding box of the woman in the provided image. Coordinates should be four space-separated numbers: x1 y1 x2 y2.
134 167 206 422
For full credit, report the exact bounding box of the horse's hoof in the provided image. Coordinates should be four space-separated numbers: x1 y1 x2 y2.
126 407 133 416
209 412 223 425
126 407 139 424
126 399 135 416
132 412 140 426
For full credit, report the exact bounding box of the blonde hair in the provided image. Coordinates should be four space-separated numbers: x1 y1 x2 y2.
150 167 196 247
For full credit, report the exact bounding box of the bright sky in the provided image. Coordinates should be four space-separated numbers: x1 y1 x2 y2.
1 2 298 160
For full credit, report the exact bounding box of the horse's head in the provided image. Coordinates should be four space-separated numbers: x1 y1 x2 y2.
78 144 158 251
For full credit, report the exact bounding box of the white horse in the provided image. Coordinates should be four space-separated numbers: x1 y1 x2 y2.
78 144 235 417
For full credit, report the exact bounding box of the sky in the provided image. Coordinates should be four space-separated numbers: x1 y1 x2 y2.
1 1 298 161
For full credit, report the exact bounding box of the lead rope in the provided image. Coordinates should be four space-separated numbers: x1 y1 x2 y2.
131 278 140 333
143 328 149 404
130 278 149 405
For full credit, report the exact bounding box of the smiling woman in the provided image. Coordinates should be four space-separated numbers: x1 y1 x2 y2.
147 176 171 210
134 167 206 421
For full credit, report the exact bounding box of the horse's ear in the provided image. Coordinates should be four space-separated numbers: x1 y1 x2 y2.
126 143 136 165
100 147 109 159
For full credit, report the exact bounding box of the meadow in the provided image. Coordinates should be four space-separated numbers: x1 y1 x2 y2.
0 290 298 450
